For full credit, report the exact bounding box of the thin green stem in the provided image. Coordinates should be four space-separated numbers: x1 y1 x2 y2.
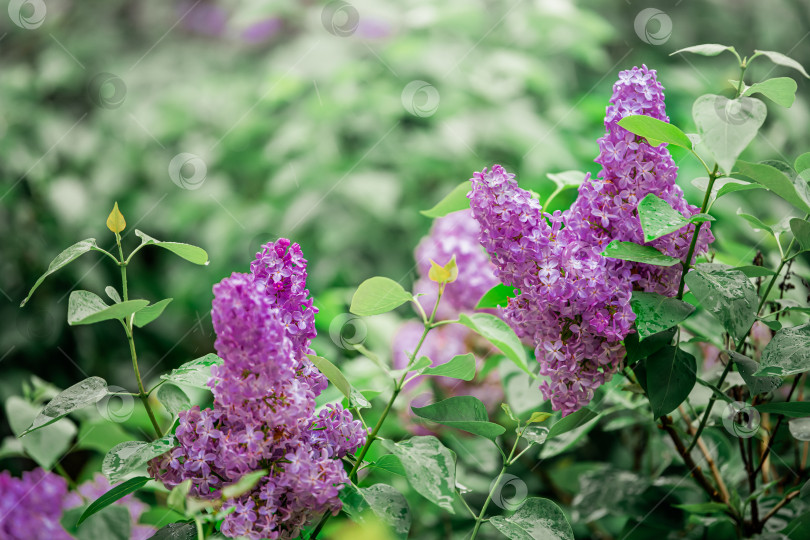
736 64 747 98
115 232 129 301
457 489 478 519
92 246 120 265
123 322 161 438
470 433 523 540
677 164 719 300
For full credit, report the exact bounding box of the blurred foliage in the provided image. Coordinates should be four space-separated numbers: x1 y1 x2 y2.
2 0 810 537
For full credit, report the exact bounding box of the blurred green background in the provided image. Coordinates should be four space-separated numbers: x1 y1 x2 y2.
1 0 810 534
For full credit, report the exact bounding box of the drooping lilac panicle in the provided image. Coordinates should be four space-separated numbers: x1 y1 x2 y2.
469 166 634 415
0 469 72 540
412 209 501 319
151 239 366 540
566 65 713 296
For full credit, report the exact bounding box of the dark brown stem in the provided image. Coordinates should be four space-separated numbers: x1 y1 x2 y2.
659 417 726 504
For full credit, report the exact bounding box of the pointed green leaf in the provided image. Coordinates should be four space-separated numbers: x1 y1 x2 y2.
601 241 681 267
156 384 191 416
144 522 197 540
692 95 767 175
382 436 456 512
645 346 697 418
476 283 518 309
715 181 764 200
102 436 175 483
742 77 797 107
737 210 773 234
735 160 810 214
617 115 692 149
673 502 729 514
755 402 810 418
795 152 810 173
790 218 810 252
160 354 223 389
21 239 99 307
350 277 413 316
77 476 150 526
134 230 208 265
671 44 737 57
684 268 758 340
370 454 406 476
420 181 470 218
729 351 782 396
625 327 676 363
411 396 505 440
458 312 530 376
133 298 173 328
735 265 776 278
637 194 694 242
752 50 810 78
489 497 574 540
630 292 695 339
756 322 810 376
105 286 121 303
67 291 149 326
222 469 268 499
307 354 352 400
21 377 108 436
5 396 76 469
547 407 599 439
422 353 476 381
340 483 411 539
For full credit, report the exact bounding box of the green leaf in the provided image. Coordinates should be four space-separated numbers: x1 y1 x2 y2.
167 479 191 515
77 420 133 454
630 292 695 339
340 483 411 539
795 152 810 173
420 181 470 218
790 218 810 252
143 522 196 540
692 95 767 175
160 354 223 389
546 170 586 189
527 411 553 424
715 181 764 200
617 115 692 149
105 286 121 303
755 402 810 418
381 436 456 512
21 377 108 435
5 396 76 469
307 354 352 400
422 353 476 381
156 384 191 416
735 160 810 214
625 328 676 363
789 418 810 442
476 283 518 309
501 403 518 422
134 230 209 265
637 194 694 242
77 476 150 526
370 454 406 476
673 502 729 514
548 408 599 439
489 497 574 540
411 396 505 440
133 298 173 328
601 241 681 267
742 77 798 107
684 268 758 340
645 346 697 418
729 351 782 396
102 436 176 483
67 291 149 326
756 322 810 376
752 49 810 78
457 313 530 376
63 505 131 540
671 44 737 57
737 210 773 234
222 469 268 499
735 265 776 278
20 239 100 307
350 277 413 316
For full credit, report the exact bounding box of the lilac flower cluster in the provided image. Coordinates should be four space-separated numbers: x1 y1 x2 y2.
412 210 501 319
469 166 633 415
150 239 366 540
468 67 714 415
0 469 154 540
566 65 713 296
0 469 72 540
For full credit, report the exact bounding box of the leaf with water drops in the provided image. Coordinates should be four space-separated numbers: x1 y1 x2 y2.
684 268 757 340
630 292 695 339
103 436 176 483
134 230 209 265
601 241 681 267
144 522 197 540
422 353 476 381
489 497 574 540
68 290 149 326
156 384 191 417
21 377 108 436
412 396 505 440
756 322 810 376
692 95 766 175
729 351 782 395
340 483 412 539
520 425 549 445
160 354 223 389
382 436 457 512
20 239 99 307
789 418 810 442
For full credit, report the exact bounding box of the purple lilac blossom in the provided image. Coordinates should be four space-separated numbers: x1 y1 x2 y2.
469 165 634 415
150 239 366 540
566 65 713 297
0 469 72 540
